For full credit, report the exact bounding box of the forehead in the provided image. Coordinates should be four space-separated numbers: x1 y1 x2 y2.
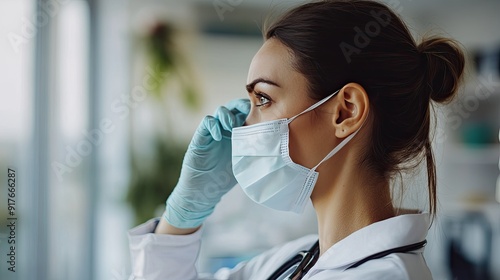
247 38 294 84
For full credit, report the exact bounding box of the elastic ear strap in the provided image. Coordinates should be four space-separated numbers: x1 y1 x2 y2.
311 128 360 171
288 90 340 123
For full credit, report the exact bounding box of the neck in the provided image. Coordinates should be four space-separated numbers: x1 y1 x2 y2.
311 156 395 256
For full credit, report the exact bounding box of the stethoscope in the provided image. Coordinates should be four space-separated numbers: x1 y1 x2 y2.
266 239 427 280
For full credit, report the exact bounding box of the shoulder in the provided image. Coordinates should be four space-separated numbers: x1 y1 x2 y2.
310 253 432 280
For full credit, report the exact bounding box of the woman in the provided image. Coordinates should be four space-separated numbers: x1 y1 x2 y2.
128 1 464 279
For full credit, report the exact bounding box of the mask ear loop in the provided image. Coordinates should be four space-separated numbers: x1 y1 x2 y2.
287 89 341 124
310 128 360 173
310 112 369 173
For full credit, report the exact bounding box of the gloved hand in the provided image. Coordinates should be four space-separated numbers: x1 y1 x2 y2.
164 99 250 229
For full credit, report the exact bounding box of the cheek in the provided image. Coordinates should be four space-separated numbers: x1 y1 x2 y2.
288 117 318 169
244 106 262 125
288 115 337 169
244 110 257 126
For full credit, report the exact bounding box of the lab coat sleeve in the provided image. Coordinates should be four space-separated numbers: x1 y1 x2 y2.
128 218 275 280
128 218 204 280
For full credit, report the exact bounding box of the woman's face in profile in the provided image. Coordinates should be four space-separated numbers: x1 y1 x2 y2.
245 38 313 125
244 38 340 169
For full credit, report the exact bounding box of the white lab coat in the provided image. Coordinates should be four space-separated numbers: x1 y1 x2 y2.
128 213 432 280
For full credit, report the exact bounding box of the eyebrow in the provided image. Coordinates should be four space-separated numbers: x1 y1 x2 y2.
246 78 281 93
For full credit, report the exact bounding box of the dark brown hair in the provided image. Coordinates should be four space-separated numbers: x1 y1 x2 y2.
264 0 465 216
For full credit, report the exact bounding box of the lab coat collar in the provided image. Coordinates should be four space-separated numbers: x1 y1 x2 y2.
311 213 430 270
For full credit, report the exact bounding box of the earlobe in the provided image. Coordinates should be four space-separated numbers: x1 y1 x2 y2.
332 83 369 138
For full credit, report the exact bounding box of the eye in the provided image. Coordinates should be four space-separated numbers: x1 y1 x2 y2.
255 93 271 107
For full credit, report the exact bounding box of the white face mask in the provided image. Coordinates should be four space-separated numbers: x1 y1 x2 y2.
232 89 362 213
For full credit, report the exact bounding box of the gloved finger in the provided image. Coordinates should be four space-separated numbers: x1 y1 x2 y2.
204 116 223 141
192 116 222 147
215 99 251 130
228 99 250 127
231 108 248 128
224 98 250 115
214 106 237 132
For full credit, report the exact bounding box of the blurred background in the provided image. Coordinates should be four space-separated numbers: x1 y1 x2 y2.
0 0 499 279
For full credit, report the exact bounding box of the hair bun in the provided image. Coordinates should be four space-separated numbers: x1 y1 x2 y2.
418 37 465 103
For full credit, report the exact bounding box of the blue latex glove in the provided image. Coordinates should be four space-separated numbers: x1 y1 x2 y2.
164 99 250 228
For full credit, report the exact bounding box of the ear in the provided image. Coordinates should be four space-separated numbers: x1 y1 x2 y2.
332 83 370 138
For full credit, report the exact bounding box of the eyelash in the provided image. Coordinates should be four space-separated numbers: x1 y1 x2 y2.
254 92 271 107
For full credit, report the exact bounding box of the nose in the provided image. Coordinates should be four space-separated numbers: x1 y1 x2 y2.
243 107 258 126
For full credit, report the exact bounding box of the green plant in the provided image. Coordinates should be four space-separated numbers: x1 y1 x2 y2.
144 22 199 109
